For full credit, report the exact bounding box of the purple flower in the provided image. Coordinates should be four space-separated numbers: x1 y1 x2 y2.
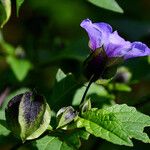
80 19 150 60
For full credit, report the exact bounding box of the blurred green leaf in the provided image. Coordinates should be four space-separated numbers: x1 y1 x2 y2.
16 0 24 16
0 37 15 55
76 104 150 146
0 40 32 81
35 135 73 150
108 83 132 92
0 0 11 27
0 109 5 122
6 56 32 81
0 110 10 136
148 56 150 64
88 0 123 13
96 78 112 86
1 42 15 55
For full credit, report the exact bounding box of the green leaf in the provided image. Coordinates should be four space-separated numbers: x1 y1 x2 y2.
76 104 150 146
35 135 73 150
6 56 32 81
16 0 24 16
105 104 150 143
51 69 80 110
0 0 11 27
88 0 123 13
35 128 89 150
76 110 133 146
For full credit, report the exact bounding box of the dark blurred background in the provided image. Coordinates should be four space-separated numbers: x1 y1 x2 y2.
0 0 150 149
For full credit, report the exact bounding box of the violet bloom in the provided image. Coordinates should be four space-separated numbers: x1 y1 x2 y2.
80 19 150 60
81 19 150 80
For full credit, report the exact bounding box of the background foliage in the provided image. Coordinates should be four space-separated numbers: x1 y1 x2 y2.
0 0 150 150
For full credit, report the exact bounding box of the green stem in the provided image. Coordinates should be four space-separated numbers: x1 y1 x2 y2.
81 75 95 104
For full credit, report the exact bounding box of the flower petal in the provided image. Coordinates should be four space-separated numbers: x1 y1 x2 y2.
80 19 112 50
105 31 131 57
93 22 112 45
124 42 150 59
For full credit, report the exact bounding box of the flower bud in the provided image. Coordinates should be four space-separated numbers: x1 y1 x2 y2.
56 106 78 128
83 47 122 81
15 46 26 59
5 91 51 142
114 67 131 83
80 99 91 113
84 47 106 81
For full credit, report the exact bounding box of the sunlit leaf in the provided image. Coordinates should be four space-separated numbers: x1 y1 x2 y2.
105 104 150 143
35 135 73 150
76 104 150 146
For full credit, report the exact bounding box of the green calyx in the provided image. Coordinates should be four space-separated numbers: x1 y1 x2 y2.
5 91 51 142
